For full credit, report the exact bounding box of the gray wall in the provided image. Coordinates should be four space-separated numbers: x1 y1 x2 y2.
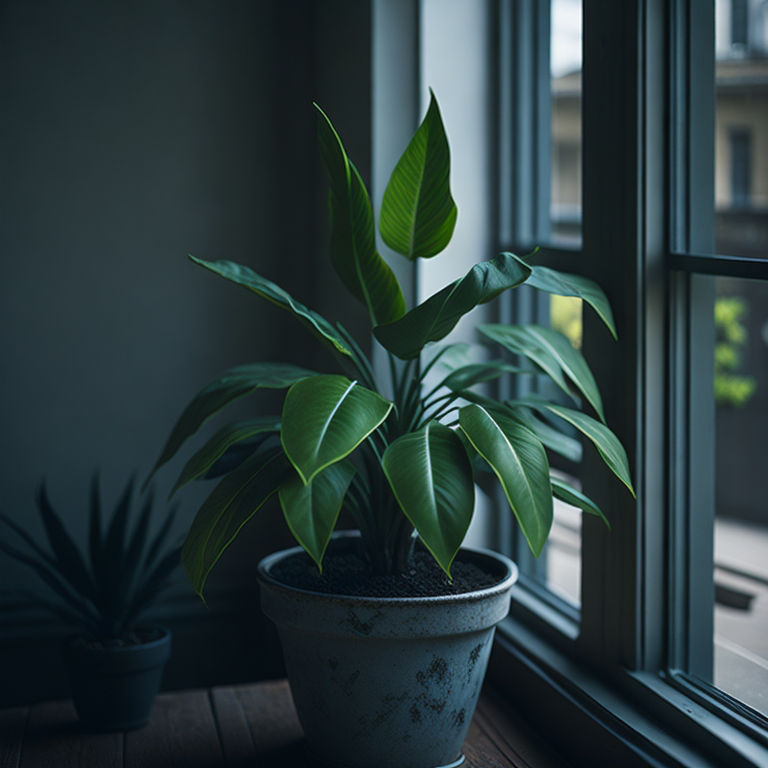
0 0 373 705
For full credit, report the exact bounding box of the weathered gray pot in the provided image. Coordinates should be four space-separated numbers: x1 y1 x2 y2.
257 540 517 768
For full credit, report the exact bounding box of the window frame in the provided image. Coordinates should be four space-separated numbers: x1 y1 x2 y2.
489 0 768 765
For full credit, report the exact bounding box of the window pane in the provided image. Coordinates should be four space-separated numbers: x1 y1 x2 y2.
715 2 768 258
713 277 768 717
550 0 582 246
513 295 583 608
710 3 768 717
541 297 583 605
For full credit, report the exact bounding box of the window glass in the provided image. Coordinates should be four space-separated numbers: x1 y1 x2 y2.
712 0 768 716
541 296 583 605
550 0 582 246
713 278 768 718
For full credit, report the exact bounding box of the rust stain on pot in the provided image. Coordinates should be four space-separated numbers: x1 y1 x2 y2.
342 670 360 694
354 691 409 739
451 707 466 728
416 657 448 686
344 607 383 635
410 703 422 723
467 641 485 683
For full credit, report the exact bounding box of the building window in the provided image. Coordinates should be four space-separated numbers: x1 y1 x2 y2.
729 128 752 208
731 0 749 48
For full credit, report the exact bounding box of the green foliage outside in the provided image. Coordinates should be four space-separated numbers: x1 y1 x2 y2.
714 297 756 408
550 295 582 350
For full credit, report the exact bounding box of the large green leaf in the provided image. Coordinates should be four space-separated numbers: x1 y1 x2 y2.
279 461 356 570
281 375 392 485
170 417 281 498
544 404 635 496
181 448 292 599
315 104 406 326
440 360 530 392
458 405 552 557
550 477 609 527
189 256 353 356
508 406 583 462
379 90 457 260
479 324 605 422
525 266 617 339
382 421 474 575
146 362 315 486
374 252 532 359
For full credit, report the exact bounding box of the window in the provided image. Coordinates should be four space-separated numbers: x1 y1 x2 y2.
729 128 752 208
731 0 749 48
490 1 768 765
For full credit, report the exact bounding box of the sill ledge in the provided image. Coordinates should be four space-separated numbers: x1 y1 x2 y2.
490 616 768 768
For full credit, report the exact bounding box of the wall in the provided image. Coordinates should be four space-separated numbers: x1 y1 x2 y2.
0 0 373 706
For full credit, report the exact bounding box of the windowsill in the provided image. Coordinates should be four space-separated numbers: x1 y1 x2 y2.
490 616 768 767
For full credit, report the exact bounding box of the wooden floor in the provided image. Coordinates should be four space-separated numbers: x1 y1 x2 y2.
0 679 571 768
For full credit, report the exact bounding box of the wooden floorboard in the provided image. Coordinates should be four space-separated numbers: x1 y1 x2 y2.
0 707 27 768
18 700 122 768
233 679 309 767
0 680 573 768
210 686 259 768
463 714 519 768
476 687 574 768
124 689 224 768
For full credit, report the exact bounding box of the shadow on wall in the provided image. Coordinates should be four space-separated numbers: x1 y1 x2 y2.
0 0 372 706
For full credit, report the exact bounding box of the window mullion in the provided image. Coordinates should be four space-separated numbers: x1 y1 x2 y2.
579 0 644 670
668 0 716 682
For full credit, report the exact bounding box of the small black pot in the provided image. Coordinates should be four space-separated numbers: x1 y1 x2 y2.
60 627 171 732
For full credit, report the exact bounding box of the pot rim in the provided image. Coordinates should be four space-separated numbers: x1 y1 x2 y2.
61 626 172 657
257 538 518 606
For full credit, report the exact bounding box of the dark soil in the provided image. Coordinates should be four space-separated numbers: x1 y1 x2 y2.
65 627 165 651
268 548 504 598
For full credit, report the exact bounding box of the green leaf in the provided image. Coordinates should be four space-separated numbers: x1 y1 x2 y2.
525 266 617 339
379 90 458 260
281 375 392 485
458 405 552 557
550 477 610 528
122 490 154 590
170 418 281 498
508 406 583 462
382 421 474 575
0 536 97 620
123 545 182 630
279 462 356 570
315 104 406 326
0 512 58 570
189 256 354 356
440 360 530 392
479 324 605 422
182 448 292 599
146 362 316 486
545 405 635 496
101 476 134 606
36 484 96 601
374 252 532 359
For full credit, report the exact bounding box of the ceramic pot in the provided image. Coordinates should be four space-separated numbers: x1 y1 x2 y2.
61 627 171 732
257 539 517 768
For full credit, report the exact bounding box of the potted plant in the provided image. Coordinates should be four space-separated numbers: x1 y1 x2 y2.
0 474 181 732
147 92 634 767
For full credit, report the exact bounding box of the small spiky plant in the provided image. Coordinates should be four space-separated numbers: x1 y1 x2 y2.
0 474 181 642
